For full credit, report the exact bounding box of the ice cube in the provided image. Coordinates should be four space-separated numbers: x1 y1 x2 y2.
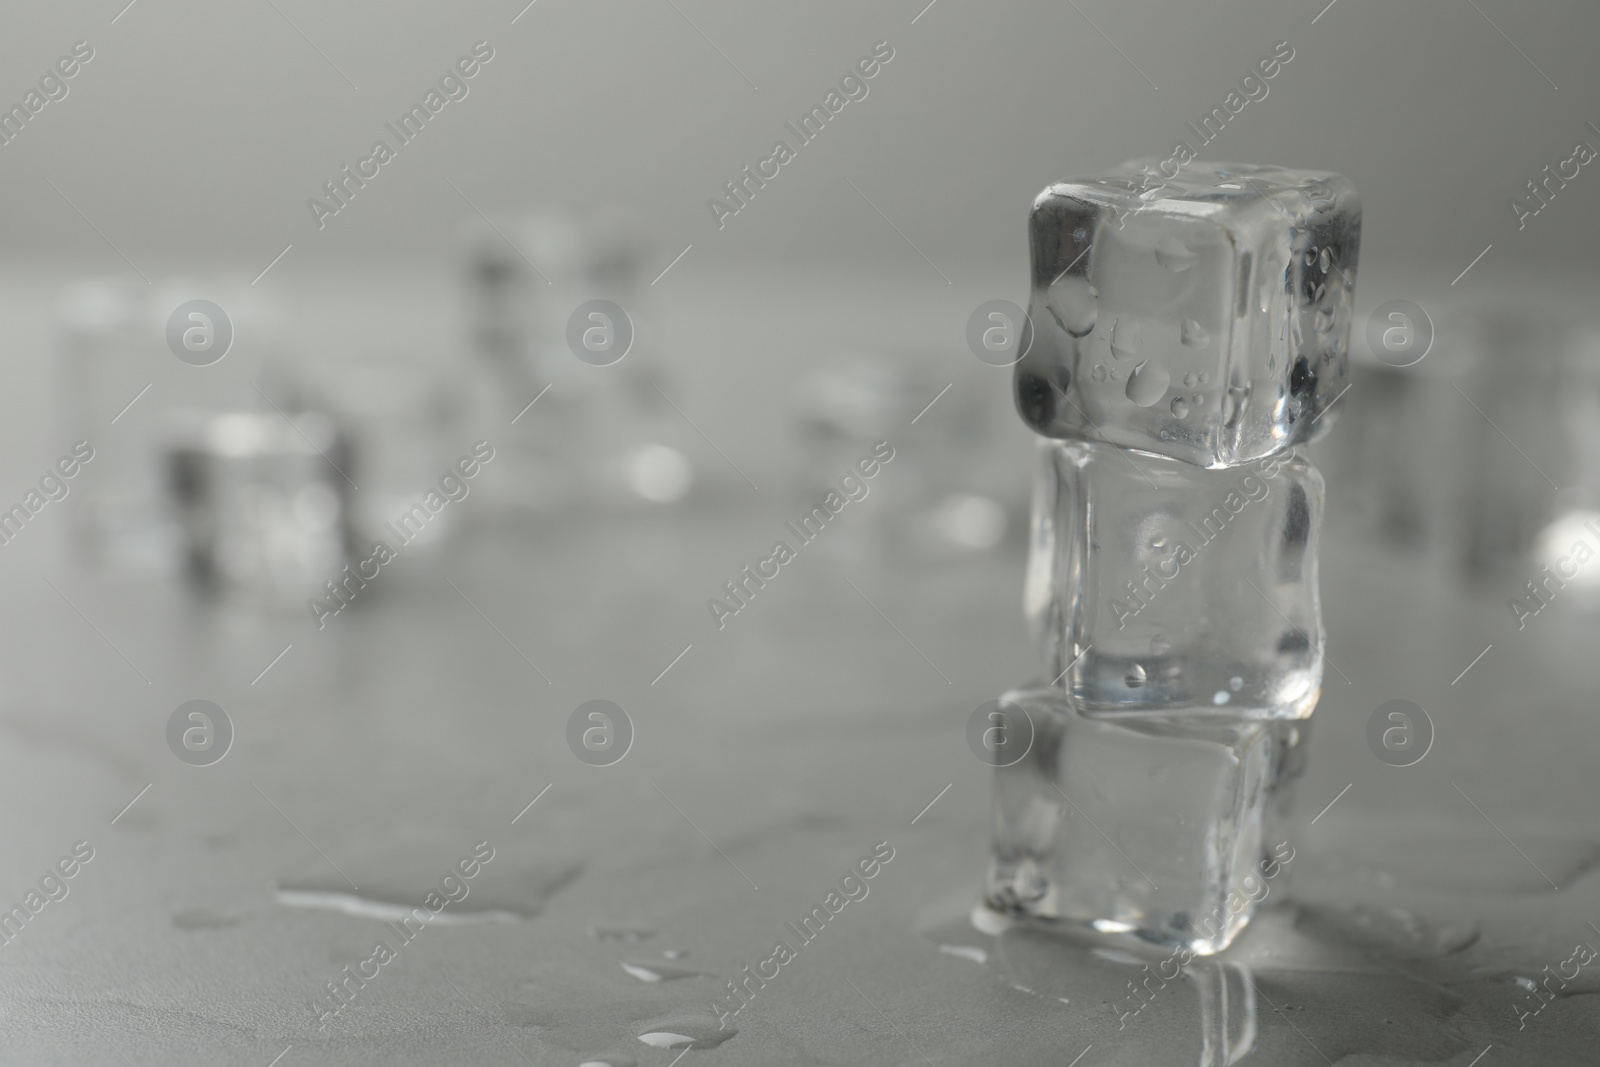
1014 160 1360 468
1024 437 1325 718
986 685 1307 955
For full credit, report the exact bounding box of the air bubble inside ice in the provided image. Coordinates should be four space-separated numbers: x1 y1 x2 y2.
1045 275 1098 337
1125 361 1170 407
1124 663 1147 687
1110 317 1140 360
1155 235 1197 272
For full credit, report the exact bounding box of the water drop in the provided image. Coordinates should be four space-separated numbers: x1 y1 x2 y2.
1198 371 1210 384
1230 676 1244 691
637 1015 736 1051
1125 663 1147 687
1170 396 1189 418
1315 305 1335 333
1045 274 1098 337
1182 371 1195 387
1155 235 1197 272
1151 535 1168 549
621 961 709 983
662 948 687 959
1125 361 1170 407
1319 248 1331 273
274 886 528 925
938 944 989 965
1213 691 1231 705
580 1056 637 1067
173 909 241 931
1180 318 1209 348
1267 354 1277 373
1091 364 1107 382
1110 317 1140 360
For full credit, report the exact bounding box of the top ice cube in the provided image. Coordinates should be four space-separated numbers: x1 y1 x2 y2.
1014 161 1360 468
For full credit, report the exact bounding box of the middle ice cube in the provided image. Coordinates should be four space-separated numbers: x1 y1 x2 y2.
1026 438 1325 718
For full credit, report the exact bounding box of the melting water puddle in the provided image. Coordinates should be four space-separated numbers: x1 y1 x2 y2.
271 887 526 925
636 1014 736 1050
589 924 656 942
938 944 988 965
172 909 242 931
620 961 710 983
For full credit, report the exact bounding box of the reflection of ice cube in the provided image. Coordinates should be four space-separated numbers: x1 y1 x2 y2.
987 686 1306 955
1014 160 1360 468
1026 438 1324 718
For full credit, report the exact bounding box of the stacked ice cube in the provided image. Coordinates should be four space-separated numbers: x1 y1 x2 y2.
986 161 1359 955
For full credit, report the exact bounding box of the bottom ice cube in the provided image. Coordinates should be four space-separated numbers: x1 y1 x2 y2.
986 685 1307 956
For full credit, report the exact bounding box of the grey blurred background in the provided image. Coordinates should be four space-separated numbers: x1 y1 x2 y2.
0 0 1595 262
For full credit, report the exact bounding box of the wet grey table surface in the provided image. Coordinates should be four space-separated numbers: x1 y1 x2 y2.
1 492 1597 1067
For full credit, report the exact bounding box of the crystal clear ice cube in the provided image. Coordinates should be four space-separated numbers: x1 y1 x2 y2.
986 685 1308 955
1025 438 1325 718
1014 160 1360 468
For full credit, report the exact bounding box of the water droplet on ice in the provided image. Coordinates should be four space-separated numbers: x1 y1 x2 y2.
1125 663 1147 687
1125 361 1170 407
1183 371 1195 387
1213 691 1231 705
1045 274 1098 337
1110 317 1140 360
581 1057 637 1067
1155 235 1197 272
1091 364 1107 382
1180 319 1209 348
1319 248 1331 273
1170 396 1189 418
